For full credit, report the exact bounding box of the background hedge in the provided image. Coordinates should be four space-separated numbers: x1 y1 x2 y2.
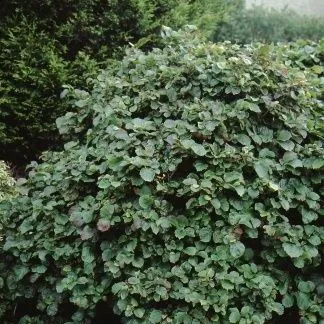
1 28 323 323
213 6 324 44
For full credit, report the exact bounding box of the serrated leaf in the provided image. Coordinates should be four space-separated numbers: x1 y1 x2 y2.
169 252 180 263
199 227 212 243
235 185 245 197
311 158 324 169
183 246 197 256
236 134 251 146
229 308 240 323
149 310 162 323
14 265 29 280
277 130 291 141
282 243 303 258
282 295 294 308
296 292 311 310
140 168 155 182
268 181 279 191
211 198 221 210
301 209 318 224
82 246 95 264
271 302 284 315
134 308 145 318
298 281 315 293
279 140 295 151
191 143 207 156
254 161 269 179
230 242 245 258
139 195 154 209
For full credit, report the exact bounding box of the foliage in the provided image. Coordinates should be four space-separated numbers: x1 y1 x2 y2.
275 40 324 138
213 6 324 44
0 16 99 166
0 160 16 276
0 162 16 201
1 28 324 323
0 0 240 166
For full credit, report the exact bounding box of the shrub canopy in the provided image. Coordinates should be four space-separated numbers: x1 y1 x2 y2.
1 28 323 323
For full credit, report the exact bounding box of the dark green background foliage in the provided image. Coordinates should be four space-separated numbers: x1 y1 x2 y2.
0 0 241 166
213 6 324 44
1 28 323 323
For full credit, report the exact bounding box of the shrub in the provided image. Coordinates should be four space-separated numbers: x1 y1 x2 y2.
0 0 241 166
1 28 323 323
213 6 324 44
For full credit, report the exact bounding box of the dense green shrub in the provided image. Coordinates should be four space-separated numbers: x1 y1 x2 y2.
213 6 324 44
1 28 323 323
0 0 241 166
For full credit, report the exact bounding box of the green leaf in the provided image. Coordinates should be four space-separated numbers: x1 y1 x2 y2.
100 204 115 217
301 209 318 224
298 281 315 293
13 265 29 280
169 252 180 263
183 247 197 256
229 308 241 323
128 277 140 285
311 158 324 169
235 185 245 197
82 246 95 264
32 265 47 274
199 227 212 243
308 235 321 246
139 195 154 209
282 243 303 258
230 242 245 258
271 302 284 315
236 134 251 146
279 140 295 151
248 103 261 113
296 292 311 310
194 161 208 171
282 295 294 308
268 181 279 191
98 178 110 189
211 198 221 210
277 130 291 141
140 168 155 182
149 310 162 323
280 199 290 211
224 171 242 183
134 308 145 318
191 143 207 156
254 161 269 179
